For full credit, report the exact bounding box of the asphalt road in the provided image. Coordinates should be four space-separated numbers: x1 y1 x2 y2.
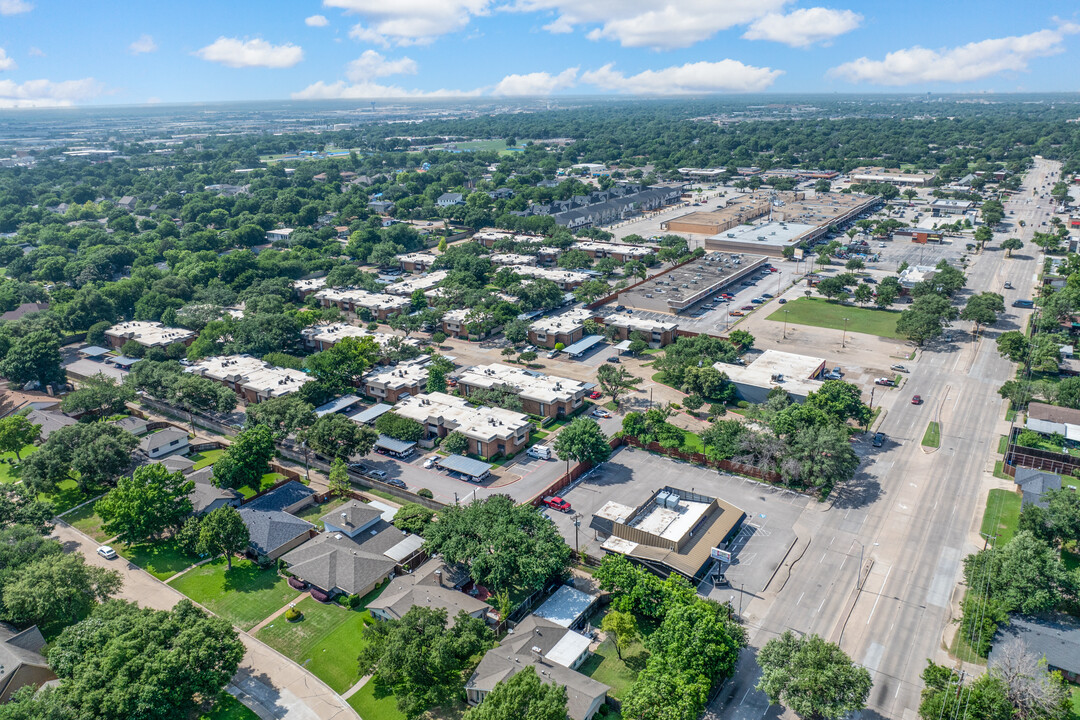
715 159 1059 720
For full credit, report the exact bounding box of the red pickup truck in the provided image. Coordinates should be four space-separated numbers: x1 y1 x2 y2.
542 496 572 513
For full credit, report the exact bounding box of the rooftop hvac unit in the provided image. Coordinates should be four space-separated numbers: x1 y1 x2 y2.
655 491 671 508
668 491 681 509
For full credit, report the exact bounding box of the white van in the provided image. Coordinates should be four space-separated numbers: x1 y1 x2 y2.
527 446 551 460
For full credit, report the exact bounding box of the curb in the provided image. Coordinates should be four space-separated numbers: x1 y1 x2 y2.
762 536 798 593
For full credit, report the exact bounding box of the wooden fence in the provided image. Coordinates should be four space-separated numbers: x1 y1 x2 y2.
1003 427 1080 477
620 434 784 483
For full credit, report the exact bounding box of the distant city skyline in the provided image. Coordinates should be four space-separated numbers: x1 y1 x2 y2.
0 1 1078 108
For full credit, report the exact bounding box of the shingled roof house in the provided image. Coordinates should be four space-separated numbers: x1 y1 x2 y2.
237 482 316 561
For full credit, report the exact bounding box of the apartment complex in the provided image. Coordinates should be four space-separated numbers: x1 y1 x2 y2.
363 361 431 403
385 270 448 296
300 322 419 353
442 308 497 340
604 316 679 348
511 265 591 290
104 321 196 350
185 354 308 404
292 277 327 298
396 252 438 273
528 309 595 349
456 363 590 419
571 241 654 263
392 392 531 458
314 288 410 320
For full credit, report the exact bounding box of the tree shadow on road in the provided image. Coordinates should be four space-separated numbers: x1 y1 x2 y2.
828 468 882 510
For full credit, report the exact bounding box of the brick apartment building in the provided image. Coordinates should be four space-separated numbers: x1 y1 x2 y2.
392 392 531 458
528 309 595 349
104 321 196 351
363 361 431 403
314 288 410 321
604 316 679 348
185 355 307 405
455 363 590 419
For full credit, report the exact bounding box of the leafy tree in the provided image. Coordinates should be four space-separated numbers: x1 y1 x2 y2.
20 423 137 493
728 329 754 349
596 364 640 407
996 331 1030 363
805 380 871 426
896 306 945 345
853 284 873 305
96 464 194 544
963 531 1066 617
393 503 435 535
196 506 249 571
244 394 316 440
1002 237 1024 257
756 631 872 720
815 277 847 300
961 292 1005 334
601 610 638 661
518 350 537 363
60 373 135 419
999 380 1034 409
375 412 425 442
553 416 611 478
304 336 380 395
0 330 65 388
461 665 568 720
2 552 122 629
425 365 448 393
358 606 493 720
39 599 245 720
844 258 864 271
918 662 1013 720
328 458 351 499
305 412 377 461
780 422 860 490
557 249 592 269
442 430 469 455
702 419 749 461
572 280 609 304
0 414 40 461
211 425 274 490
423 495 572 591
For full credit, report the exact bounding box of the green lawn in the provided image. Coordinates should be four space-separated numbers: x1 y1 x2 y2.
348 683 405 720
681 432 704 454
201 693 259 720
256 594 380 693
578 636 649 700
765 297 902 339
62 501 111 542
997 435 1009 455
118 538 202 581
0 444 37 483
236 472 287 500
993 460 1011 480
39 478 102 514
922 421 941 448
292 496 351 530
1070 683 1080 720
980 489 1022 547
190 448 225 470
169 557 301 630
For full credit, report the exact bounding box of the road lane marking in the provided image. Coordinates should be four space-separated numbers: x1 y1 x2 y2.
867 565 891 625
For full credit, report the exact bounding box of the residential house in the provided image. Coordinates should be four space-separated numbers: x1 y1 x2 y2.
185 355 307 404
528 309 595 349
466 615 610 720
116 196 137 211
368 559 492 623
187 467 242 515
238 481 317 561
22 408 76 440
369 200 395 214
991 614 1080 683
139 428 189 459
1026 402 1080 440
266 228 294 243
392 392 531 458
455 363 590 419
281 500 423 598
0 625 56 702
437 193 464 207
1014 467 1064 508
104 321 196 350
111 416 149 436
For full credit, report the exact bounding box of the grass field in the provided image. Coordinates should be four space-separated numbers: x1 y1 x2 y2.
62 501 111 542
169 557 301 630
0 444 37 483
39 478 102 514
766 297 902 339
190 448 225 470
256 593 381 693
997 435 1009 454
348 683 405 720
922 421 941 448
680 432 704 454
578 636 649 699
980 489 1022 547
119 539 202 581
993 460 1011 480
201 693 258 720
236 472 287 499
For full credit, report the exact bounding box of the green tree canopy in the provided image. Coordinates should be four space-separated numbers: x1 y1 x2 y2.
97 463 194 544
756 631 872 720
2 552 122 629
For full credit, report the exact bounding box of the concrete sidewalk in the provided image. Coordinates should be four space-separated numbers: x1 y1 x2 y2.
54 521 358 720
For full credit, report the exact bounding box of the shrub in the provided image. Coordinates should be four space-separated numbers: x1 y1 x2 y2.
431 331 447 344
287 576 307 591
710 403 726 416
554 342 565 351
346 593 360 608
683 395 704 411
310 588 329 603
737 400 750 409
417 488 434 499
285 607 302 622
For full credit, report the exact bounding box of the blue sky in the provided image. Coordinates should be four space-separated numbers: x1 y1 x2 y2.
0 0 1078 107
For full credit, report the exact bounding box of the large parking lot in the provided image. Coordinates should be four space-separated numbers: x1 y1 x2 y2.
547 446 809 596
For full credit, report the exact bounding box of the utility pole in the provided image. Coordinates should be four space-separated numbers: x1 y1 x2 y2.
301 440 309 481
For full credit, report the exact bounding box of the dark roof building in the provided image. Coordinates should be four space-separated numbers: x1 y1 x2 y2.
23 408 75 440
992 614 1080 682
138 428 189 459
369 560 491 624
0 625 56 702
111 416 150 436
238 481 317 560
1013 468 1064 508
187 467 242 515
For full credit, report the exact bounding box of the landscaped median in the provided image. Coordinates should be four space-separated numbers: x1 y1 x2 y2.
921 421 941 449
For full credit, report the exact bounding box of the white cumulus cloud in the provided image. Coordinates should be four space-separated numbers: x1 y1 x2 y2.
325 0 493 46
27 47 44 57
510 0 788 49
129 34 158 55
0 0 32 15
195 37 304 69
830 24 1080 85
743 7 861 47
492 68 578 96
581 60 782 94
305 14 330 27
0 49 16 71
0 77 104 108
346 50 418 80
292 80 481 99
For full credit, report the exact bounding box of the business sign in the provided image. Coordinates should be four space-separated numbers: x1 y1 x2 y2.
710 547 732 563
793 247 805 260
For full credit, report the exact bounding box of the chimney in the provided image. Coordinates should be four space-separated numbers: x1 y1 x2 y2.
434 569 443 586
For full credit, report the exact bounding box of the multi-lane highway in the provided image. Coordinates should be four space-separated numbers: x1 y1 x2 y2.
717 158 1060 720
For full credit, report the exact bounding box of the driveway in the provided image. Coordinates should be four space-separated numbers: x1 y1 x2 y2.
54 521 358 720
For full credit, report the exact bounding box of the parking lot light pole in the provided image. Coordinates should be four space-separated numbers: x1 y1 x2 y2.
842 317 850 348
783 310 789 339
573 514 582 553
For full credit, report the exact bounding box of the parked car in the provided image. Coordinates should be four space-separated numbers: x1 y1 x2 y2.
777 298 787 304
423 457 435 469
824 372 842 380
872 432 885 448
762 293 773 298
750 298 764 305
97 545 117 560
615 305 626 311
592 408 612 419
1004 281 1013 289
875 377 895 386
588 390 602 399
386 478 407 489
729 311 744 317
864 277 877 284
543 496 572 513
911 395 922 405
741 305 755 310
890 364 908 372
606 356 620 363
547 349 560 359
364 468 388 479
527 446 551 460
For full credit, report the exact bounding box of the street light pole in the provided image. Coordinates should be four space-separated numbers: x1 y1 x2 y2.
842 317 849 348
573 513 582 553
783 310 789 339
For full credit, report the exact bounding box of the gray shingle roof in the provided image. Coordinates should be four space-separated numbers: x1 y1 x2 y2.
238 508 314 557
245 481 315 512
139 428 189 452
322 500 382 534
22 409 75 440
992 614 1080 675
281 520 408 596
1014 468 1062 508
187 467 241 514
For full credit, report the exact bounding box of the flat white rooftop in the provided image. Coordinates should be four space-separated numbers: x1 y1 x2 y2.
631 499 712 542
529 309 594 335
458 363 589 405
708 221 818 249
511 265 591 285
385 270 449 296
572 241 654 258
293 277 327 293
717 349 825 398
489 253 536 266
315 288 410 312
606 316 678 333
105 321 196 348
301 322 418 350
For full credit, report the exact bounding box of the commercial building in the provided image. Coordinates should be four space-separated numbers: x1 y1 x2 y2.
364 361 431 403
768 192 880 228
397 252 438 273
300 322 418 353
314 288 410 320
930 199 975 216
705 221 819 258
528 309 595 349
898 265 937 290
660 190 780 234
715 349 826 404
104 321 196 350
467 615 610 720
619 253 769 314
473 229 547 248
456 363 591 419
603 316 679 348
392 391 531 458
571 241 654 263
592 486 746 582
847 166 936 187
510 265 591 290
185 354 308 404
893 228 944 244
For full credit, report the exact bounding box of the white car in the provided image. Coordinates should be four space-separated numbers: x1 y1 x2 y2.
97 545 117 560
423 457 435 469
591 408 612 419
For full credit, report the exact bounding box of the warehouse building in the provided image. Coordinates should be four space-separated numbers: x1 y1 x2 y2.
705 221 819 258
619 253 768 314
